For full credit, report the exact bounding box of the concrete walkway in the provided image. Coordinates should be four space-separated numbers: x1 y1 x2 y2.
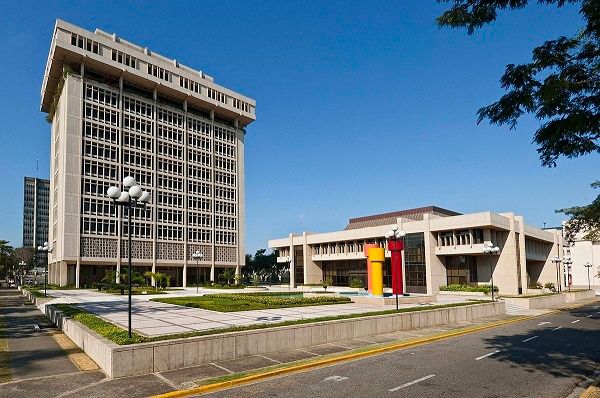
39 288 472 337
0 289 80 380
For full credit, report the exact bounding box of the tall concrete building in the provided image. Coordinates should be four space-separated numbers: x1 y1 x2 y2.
23 177 50 266
41 20 255 287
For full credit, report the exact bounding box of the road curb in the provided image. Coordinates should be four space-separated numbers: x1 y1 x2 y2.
150 315 534 398
580 372 600 398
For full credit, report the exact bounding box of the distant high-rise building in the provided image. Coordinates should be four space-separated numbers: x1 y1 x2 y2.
41 20 255 287
23 177 50 266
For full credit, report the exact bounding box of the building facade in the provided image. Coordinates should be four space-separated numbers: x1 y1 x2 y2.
23 177 50 267
269 206 564 296
41 20 255 287
563 229 599 290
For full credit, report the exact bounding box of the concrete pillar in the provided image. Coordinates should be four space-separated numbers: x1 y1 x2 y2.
183 264 187 287
75 260 80 288
289 233 295 288
303 232 321 284
235 264 241 282
59 261 68 286
116 263 121 284
210 265 215 282
423 213 446 295
151 263 156 287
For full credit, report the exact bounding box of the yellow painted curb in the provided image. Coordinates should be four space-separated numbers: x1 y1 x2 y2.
150 315 533 398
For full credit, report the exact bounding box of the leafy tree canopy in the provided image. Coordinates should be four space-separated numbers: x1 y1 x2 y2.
437 0 600 240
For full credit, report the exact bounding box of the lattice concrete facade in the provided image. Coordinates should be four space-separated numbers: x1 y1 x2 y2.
41 20 255 287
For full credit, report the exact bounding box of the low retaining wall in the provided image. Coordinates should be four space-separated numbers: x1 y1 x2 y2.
33 299 505 378
502 290 595 309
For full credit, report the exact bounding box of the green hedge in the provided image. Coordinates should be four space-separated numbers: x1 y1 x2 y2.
439 284 499 293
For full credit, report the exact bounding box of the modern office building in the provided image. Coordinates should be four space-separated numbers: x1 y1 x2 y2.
269 206 564 295
22 177 50 267
41 20 255 287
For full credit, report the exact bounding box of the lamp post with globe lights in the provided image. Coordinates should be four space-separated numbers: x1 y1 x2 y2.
384 225 406 311
551 256 562 293
563 256 573 291
37 243 53 297
192 250 204 294
584 262 593 290
18 261 26 288
106 176 151 338
483 243 500 301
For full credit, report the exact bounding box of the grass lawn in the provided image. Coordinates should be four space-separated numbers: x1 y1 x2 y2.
99 287 169 295
151 292 351 312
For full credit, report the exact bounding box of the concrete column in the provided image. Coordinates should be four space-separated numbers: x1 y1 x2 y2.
423 213 446 295
116 263 121 284
183 264 187 287
59 261 68 286
235 264 241 282
303 232 321 284
210 265 215 282
75 260 80 288
289 233 295 288
151 263 156 287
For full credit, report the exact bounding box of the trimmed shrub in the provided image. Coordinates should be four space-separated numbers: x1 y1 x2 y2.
350 277 364 288
439 284 499 294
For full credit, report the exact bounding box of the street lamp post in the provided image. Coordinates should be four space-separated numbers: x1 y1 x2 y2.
106 176 151 338
483 243 500 301
385 225 406 311
563 256 573 292
192 250 204 294
18 261 26 287
37 243 53 297
584 262 593 290
551 255 562 293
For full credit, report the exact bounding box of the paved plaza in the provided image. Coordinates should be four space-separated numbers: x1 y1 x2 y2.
39 288 474 337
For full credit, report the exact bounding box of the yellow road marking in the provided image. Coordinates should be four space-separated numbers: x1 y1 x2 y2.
50 332 99 371
151 315 534 398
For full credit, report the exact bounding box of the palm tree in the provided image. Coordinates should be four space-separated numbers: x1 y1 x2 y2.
219 268 236 286
0 240 14 256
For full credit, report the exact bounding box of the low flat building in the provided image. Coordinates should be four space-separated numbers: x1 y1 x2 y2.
268 206 564 295
563 229 599 290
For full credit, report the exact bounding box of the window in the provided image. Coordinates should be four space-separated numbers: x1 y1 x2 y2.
85 84 119 108
84 103 119 126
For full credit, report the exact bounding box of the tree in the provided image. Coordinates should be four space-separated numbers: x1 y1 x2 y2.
219 268 236 285
0 240 15 279
437 0 600 240
14 247 35 266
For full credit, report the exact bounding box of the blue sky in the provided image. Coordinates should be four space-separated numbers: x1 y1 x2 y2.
0 1 597 253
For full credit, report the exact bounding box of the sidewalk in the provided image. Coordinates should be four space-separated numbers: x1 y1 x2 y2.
0 288 106 398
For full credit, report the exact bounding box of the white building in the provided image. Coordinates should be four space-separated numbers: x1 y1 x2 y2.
563 229 599 290
269 206 565 295
41 20 255 287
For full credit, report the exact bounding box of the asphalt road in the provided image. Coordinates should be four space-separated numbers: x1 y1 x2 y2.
201 300 600 398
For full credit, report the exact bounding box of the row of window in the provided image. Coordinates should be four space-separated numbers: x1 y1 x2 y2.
158 158 183 175
179 76 201 94
123 223 153 239
215 141 236 158
215 186 236 201
189 150 211 166
124 150 153 169
188 228 211 243
124 131 153 151
215 156 236 172
85 103 119 126
85 121 119 144
188 132 211 151
158 174 183 192
215 171 236 187
123 96 154 119
85 84 119 108
83 159 118 180
124 114 153 134
216 231 236 245
189 212 211 227
189 165 211 182
147 63 171 82
188 181 212 196
158 141 183 159
232 98 251 113
215 215 236 231
71 33 100 55
157 224 183 240
207 87 227 104
158 208 184 224
158 124 183 143
82 217 116 236
112 49 139 70
84 141 117 162
123 168 153 187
